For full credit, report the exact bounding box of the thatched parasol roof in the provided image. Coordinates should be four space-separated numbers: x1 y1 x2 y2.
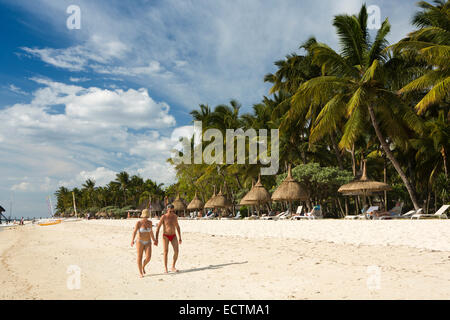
272 165 308 201
172 194 186 211
245 175 271 204
187 192 204 210
240 180 257 205
338 160 391 195
204 186 217 208
209 187 232 208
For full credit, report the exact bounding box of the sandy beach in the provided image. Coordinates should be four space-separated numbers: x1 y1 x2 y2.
1 219 449 300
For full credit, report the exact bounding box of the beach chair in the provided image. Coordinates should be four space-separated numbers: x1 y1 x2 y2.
278 211 291 220
261 211 286 220
375 203 404 220
291 206 304 220
344 205 368 219
411 205 449 219
391 208 422 219
295 205 323 220
345 206 378 220
233 212 242 220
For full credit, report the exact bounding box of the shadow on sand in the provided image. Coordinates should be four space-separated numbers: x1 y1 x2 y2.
147 261 248 277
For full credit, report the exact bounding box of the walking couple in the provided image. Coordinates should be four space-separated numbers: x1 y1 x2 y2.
131 204 182 278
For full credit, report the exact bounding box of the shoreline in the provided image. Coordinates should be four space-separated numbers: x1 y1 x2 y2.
1 220 449 300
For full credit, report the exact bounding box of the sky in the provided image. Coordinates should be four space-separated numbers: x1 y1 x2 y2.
0 0 419 218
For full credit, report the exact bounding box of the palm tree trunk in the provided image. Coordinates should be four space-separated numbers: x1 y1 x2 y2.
329 132 343 169
383 154 388 210
350 144 356 176
441 147 448 178
367 105 420 210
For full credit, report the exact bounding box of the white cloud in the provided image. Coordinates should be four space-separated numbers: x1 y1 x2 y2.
0 78 187 215
21 34 128 71
8 84 28 95
12 0 418 111
11 182 32 192
10 0 417 111
69 77 90 82
78 167 117 186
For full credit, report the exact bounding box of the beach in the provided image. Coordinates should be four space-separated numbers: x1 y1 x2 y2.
1 219 449 300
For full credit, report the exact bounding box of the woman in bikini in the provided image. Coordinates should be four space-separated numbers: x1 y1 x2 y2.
131 209 156 278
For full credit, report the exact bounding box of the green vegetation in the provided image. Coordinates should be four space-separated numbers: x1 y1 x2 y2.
54 173 164 217
172 1 449 215
55 1 449 217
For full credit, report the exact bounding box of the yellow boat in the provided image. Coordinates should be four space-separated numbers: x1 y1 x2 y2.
38 219 62 226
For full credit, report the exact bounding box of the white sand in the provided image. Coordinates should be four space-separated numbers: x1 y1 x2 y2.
1 219 449 299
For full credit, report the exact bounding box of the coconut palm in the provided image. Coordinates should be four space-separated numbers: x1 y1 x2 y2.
290 5 424 209
114 171 130 206
393 0 450 114
190 104 212 128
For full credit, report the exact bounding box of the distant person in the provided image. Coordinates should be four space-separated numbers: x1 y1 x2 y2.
20 217 24 225
155 204 182 273
131 209 156 278
373 202 402 218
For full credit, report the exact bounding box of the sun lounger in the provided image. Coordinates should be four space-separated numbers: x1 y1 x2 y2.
397 208 422 219
292 206 323 220
290 206 303 220
278 210 294 220
261 211 287 220
411 205 449 219
375 203 404 220
344 206 379 220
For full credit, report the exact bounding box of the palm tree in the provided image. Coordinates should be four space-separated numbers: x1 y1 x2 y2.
190 104 212 128
393 0 450 114
290 5 424 209
55 186 71 214
81 179 96 207
114 172 130 206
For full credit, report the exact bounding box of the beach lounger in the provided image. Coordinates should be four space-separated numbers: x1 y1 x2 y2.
411 205 449 219
291 206 304 220
261 211 287 220
344 206 378 220
294 205 323 220
344 206 368 219
375 203 404 220
397 208 422 219
278 212 291 220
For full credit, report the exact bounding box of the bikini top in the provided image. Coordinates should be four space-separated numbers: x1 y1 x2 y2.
139 225 152 233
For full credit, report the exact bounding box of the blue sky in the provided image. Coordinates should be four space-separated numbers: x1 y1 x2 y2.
0 0 419 218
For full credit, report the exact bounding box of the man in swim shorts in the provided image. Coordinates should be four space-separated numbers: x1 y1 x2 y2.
155 204 182 273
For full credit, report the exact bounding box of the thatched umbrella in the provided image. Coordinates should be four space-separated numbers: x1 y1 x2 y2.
187 192 204 211
272 164 309 213
204 186 217 209
172 194 187 213
210 187 232 208
338 160 391 196
245 175 271 216
209 187 232 217
239 180 257 216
